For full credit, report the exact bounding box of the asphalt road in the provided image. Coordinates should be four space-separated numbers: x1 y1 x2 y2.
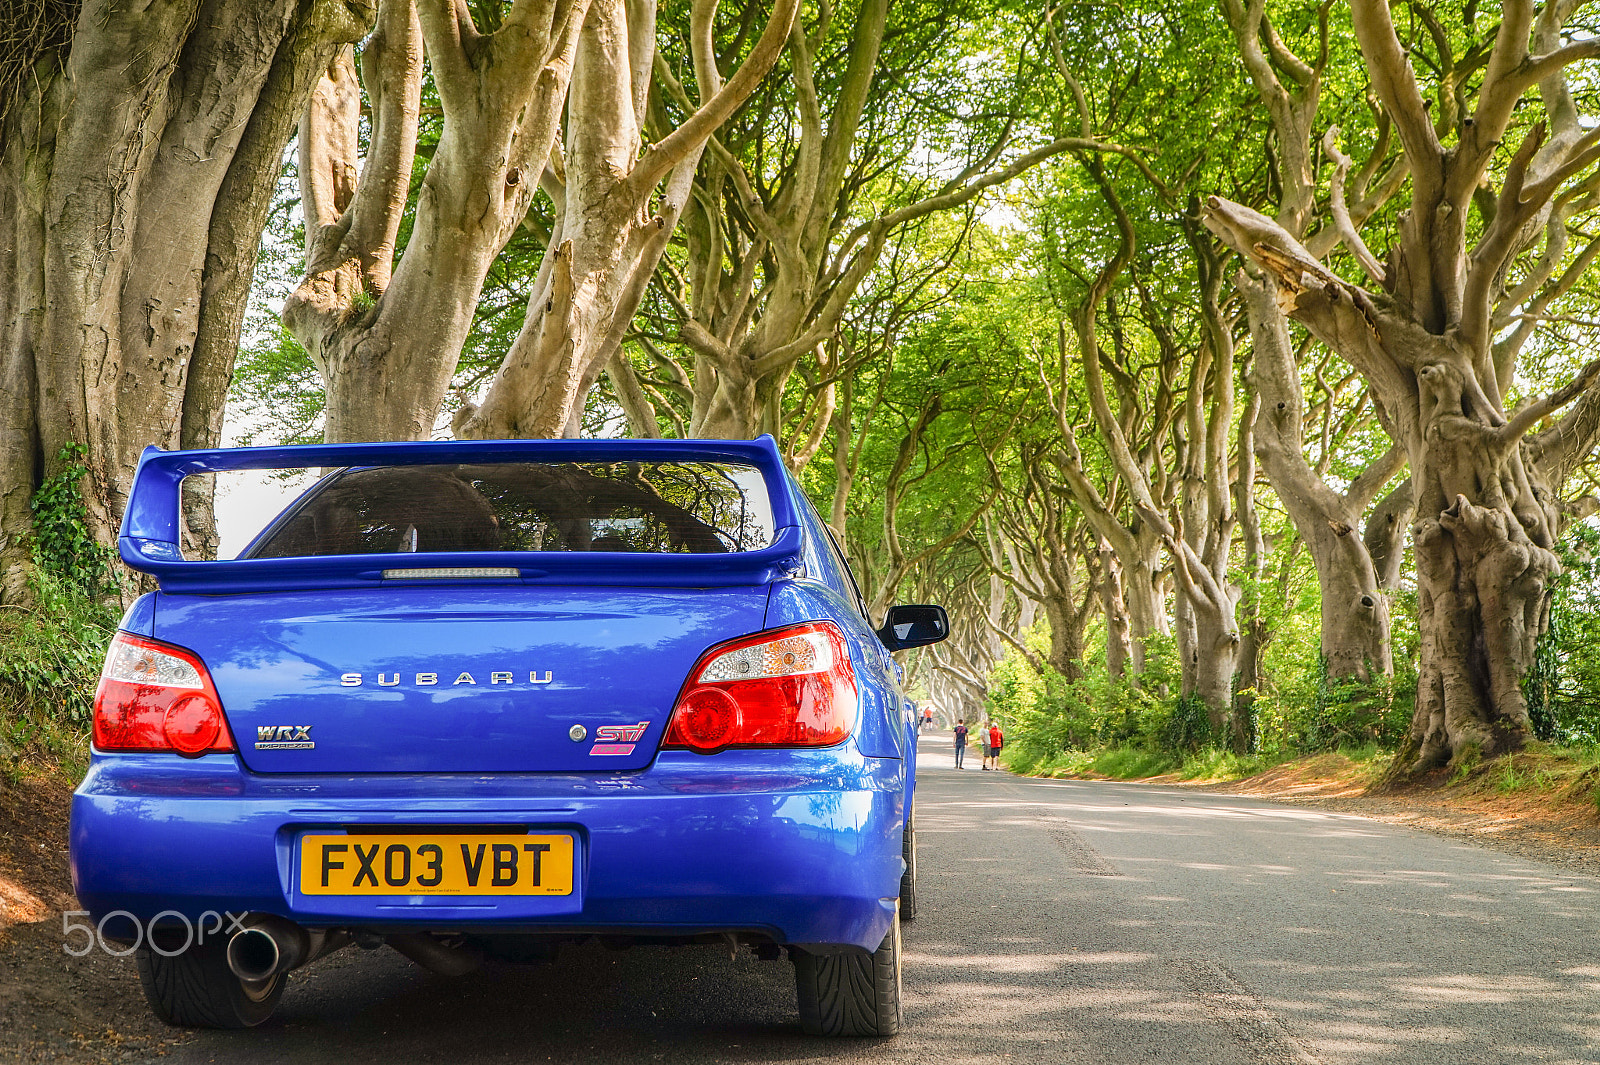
160 736 1600 1064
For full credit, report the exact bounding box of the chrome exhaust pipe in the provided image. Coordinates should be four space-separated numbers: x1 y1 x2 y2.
226 925 287 981
226 915 347 981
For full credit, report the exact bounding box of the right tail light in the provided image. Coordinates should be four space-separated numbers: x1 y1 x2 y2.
663 622 858 754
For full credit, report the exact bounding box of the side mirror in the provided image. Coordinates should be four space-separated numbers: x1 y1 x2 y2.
877 604 949 651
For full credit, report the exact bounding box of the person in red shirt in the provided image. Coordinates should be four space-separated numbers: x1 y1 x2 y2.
987 723 1004 770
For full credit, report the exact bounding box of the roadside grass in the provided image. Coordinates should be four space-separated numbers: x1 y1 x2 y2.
1007 745 1286 782
1009 741 1393 787
0 716 89 787
1010 747 1171 779
1172 747 1289 783
1008 736 1600 812
1448 742 1600 805
0 579 113 786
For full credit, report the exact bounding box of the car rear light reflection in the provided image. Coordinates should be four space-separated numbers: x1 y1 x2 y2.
93 633 235 757
664 622 857 753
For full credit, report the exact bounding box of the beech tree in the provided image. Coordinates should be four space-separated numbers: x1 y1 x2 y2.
715 210 980 487
1033 163 1182 682
285 0 798 443
825 325 1017 618
930 552 1031 721
639 0 1136 439
1205 0 1600 770
1044 305 1176 679
988 450 1098 683
0 0 372 599
1169 221 1251 733
1044 167 1246 727
450 0 801 438
1220 0 1414 684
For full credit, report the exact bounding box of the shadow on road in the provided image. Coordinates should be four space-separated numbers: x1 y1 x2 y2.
147 748 1600 1064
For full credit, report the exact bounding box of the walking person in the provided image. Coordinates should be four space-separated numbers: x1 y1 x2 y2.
953 720 968 768
980 719 994 769
988 721 1004 771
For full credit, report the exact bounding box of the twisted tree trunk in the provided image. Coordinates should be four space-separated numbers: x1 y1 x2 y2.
285 0 590 443
1169 227 1243 729
1047 317 1172 679
451 0 799 439
1091 539 1135 680
0 0 370 597
987 461 1096 684
1209 208 1599 769
1209 0 1600 771
1240 273 1399 680
1233 384 1267 751
1221 0 1411 684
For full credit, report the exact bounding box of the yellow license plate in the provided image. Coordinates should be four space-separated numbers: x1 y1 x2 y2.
299 833 575 896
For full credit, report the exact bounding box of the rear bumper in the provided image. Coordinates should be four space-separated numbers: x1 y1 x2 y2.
70 748 904 951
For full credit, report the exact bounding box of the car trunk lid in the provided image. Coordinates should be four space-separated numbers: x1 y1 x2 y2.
155 585 768 773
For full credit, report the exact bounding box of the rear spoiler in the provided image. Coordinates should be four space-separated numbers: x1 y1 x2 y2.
120 436 805 594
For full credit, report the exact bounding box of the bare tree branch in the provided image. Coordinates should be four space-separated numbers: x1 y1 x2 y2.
1348 0 1442 198
1321 127 1386 286
1500 358 1600 444
629 0 800 192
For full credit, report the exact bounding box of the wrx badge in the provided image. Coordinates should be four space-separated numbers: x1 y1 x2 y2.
256 725 314 750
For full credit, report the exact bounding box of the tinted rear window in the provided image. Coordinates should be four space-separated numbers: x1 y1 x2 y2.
243 462 774 558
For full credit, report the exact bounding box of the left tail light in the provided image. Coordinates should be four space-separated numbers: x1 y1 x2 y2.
93 632 235 756
663 622 858 754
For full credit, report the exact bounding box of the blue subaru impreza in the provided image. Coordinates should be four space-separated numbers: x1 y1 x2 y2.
70 436 946 1035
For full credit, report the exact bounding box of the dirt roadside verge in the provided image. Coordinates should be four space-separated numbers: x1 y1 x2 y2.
1169 751 1600 876
0 773 189 1062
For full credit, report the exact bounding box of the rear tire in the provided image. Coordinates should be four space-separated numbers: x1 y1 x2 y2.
793 906 902 1037
136 938 285 1029
899 810 918 920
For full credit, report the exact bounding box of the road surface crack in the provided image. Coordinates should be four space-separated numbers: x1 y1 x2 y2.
1171 958 1320 1065
1043 822 1121 877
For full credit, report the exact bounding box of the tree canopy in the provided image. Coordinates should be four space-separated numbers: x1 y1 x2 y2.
9 0 1600 775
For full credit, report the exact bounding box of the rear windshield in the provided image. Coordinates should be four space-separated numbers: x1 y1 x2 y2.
242 462 774 558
